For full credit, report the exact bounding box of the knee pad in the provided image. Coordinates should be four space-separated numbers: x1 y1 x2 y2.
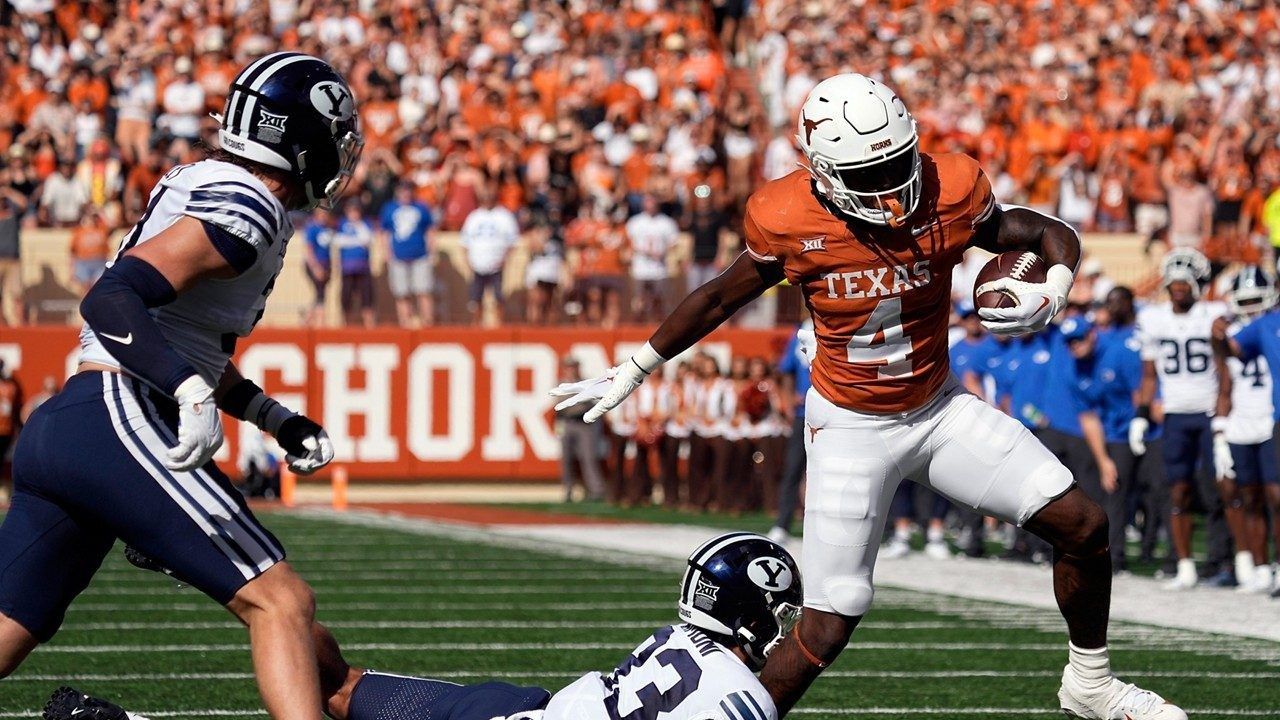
819 574 875 617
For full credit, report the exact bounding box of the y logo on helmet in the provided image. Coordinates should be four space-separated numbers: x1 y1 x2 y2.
747 557 792 591
311 81 355 121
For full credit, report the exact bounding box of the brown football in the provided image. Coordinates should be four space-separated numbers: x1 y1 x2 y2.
973 251 1049 310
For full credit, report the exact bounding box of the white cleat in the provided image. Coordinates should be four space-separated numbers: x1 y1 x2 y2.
1164 559 1197 590
924 539 952 560
882 537 911 559
1059 666 1188 720
1248 565 1276 594
1234 551 1255 591
766 526 791 544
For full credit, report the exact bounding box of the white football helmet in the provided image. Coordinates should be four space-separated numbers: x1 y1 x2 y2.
1160 248 1211 298
1229 265 1278 317
795 73 921 227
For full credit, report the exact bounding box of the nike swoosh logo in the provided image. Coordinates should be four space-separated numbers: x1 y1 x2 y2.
909 223 937 236
99 331 133 345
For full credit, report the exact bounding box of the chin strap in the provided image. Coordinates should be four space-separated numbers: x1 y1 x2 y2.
790 627 830 669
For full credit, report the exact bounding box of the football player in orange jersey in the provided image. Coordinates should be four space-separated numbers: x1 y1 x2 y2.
552 74 1185 720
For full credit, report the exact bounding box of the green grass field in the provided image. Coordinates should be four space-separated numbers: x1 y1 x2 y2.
1 511 1277 719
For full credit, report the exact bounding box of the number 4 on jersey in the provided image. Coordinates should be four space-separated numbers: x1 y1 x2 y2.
847 297 913 378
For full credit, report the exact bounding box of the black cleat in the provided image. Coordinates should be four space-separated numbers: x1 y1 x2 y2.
43 686 128 720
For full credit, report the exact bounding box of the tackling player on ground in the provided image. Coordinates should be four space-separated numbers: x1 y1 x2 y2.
45 533 800 720
0 53 362 720
553 74 1184 720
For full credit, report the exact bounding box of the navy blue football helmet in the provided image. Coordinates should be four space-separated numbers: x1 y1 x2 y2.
215 52 363 209
1230 264 1278 317
678 532 803 669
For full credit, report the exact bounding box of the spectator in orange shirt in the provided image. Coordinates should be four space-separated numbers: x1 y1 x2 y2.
68 208 111 294
566 202 626 328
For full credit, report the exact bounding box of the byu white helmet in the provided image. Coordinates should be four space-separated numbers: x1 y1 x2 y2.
796 73 921 227
1229 265 1278 317
1160 248 1211 298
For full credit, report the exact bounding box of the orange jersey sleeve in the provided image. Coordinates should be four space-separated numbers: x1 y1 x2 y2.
749 156 989 413
742 196 781 264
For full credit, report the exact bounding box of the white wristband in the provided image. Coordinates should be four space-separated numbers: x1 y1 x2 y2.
1046 264 1075 298
1211 416 1229 434
631 342 667 375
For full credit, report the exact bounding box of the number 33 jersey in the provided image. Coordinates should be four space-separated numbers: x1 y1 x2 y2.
79 160 294 385
743 153 994 413
1134 300 1228 414
543 624 777 720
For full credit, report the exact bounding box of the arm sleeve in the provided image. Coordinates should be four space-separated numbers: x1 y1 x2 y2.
79 256 198 395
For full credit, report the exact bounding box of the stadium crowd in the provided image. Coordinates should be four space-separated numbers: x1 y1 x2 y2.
4 1 1280 325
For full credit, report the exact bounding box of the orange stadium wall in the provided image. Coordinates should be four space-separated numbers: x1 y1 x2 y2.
0 326 792 481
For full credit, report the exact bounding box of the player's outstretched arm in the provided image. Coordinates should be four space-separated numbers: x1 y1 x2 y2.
971 205 1081 335
80 216 246 471
551 252 784 422
217 362 336 475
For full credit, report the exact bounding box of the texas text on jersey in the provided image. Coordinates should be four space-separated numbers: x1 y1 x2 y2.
742 152 994 413
79 160 293 386
1135 300 1229 415
545 624 777 720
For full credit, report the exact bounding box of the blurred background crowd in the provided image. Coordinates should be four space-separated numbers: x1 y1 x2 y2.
3 0 1280 326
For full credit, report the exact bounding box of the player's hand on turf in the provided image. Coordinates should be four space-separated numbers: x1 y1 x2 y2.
550 362 646 423
277 415 335 475
1127 417 1149 456
165 376 224 471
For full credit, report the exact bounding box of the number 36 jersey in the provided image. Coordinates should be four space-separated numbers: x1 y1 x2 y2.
78 160 294 386
1135 301 1228 414
743 153 994 414
543 624 777 720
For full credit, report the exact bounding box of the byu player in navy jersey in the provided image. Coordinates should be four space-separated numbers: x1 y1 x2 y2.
46 534 800 720
0 53 363 719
